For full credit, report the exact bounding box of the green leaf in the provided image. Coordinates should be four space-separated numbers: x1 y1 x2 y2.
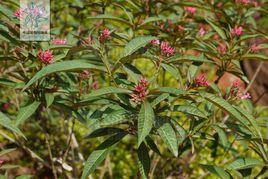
205 19 226 39
157 87 185 95
155 117 178 156
45 93 54 108
161 63 181 80
212 125 229 151
86 127 125 138
145 136 161 156
227 157 263 170
241 54 268 61
138 143 150 179
151 93 169 107
0 112 26 139
201 93 249 128
98 110 127 127
123 64 142 83
81 149 109 179
123 36 157 57
82 133 127 179
138 16 164 28
85 87 131 98
87 14 133 27
138 101 154 146
23 60 106 90
233 106 262 142
16 101 40 126
173 105 207 119
201 164 231 179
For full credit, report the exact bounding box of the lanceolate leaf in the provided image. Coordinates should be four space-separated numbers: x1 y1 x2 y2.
81 149 109 179
45 93 54 108
87 14 133 27
157 87 185 96
23 60 106 90
201 164 231 179
82 133 127 179
86 127 125 138
16 101 41 126
201 93 250 129
212 125 229 150
138 143 150 179
85 87 131 98
138 101 154 146
173 105 207 119
155 117 178 157
160 63 181 80
123 36 157 57
241 54 268 61
151 93 169 107
206 19 226 39
227 157 263 170
145 136 161 156
0 112 26 139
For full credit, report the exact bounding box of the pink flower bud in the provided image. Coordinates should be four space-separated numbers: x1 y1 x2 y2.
231 26 243 37
99 28 110 43
92 79 99 89
52 38 67 45
151 40 160 45
184 7 197 14
217 43 227 54
198 27 206 36
239 92 251 100
250 43 260 53
14 9 23 19
2 103 10 110
38 50 54 64
177 25 185 31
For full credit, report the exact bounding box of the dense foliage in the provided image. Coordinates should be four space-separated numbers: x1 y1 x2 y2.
0 0 268 178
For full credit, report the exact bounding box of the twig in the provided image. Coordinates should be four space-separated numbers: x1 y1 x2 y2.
39 125 58 179
62 118 75 165
245 61 263 93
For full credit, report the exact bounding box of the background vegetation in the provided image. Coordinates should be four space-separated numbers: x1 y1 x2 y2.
0 0 268 178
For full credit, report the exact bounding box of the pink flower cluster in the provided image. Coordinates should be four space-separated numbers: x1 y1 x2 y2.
230 80 251 100
160 41 175 57
184 7 197 14
52 38 67 45
38 50 54 64
195 74 209 87
150 40 175 57
130 77 149 103
99 28 110 43
14 9 23 19
231 26 243 37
